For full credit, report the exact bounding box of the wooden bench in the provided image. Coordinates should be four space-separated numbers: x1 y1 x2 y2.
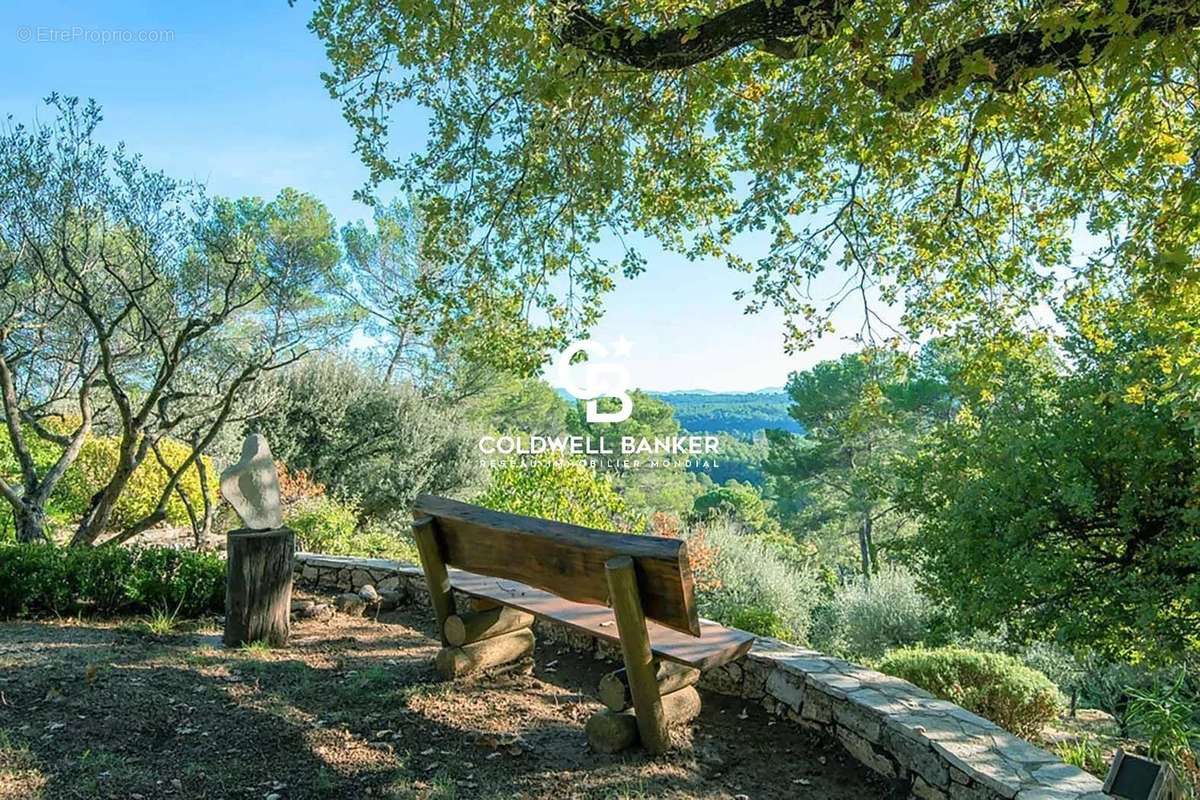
410 494 755 754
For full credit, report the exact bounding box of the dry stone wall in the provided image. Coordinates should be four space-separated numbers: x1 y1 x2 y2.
294 553 1107 800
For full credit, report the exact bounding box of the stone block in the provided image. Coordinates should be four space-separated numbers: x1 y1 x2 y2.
837 726 898 779
835 699 882 742
766 667 806 711
947 780 994 800
913 775 950 800
801 689 834 724
885 727 949 789
700 661 743 695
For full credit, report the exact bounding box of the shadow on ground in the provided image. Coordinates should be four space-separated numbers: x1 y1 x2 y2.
0 599 900 799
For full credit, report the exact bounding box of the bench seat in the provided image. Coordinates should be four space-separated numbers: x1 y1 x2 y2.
449 568 754 671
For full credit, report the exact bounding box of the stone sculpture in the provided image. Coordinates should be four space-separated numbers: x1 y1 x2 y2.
220 433 283 530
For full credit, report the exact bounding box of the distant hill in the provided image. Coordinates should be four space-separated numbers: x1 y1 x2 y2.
550 386 801 438
652 390 801 438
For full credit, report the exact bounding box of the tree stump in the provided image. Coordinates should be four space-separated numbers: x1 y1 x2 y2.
224 527 295 648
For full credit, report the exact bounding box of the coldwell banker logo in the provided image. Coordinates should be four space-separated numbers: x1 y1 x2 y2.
554 336 634 423
476 337 720 467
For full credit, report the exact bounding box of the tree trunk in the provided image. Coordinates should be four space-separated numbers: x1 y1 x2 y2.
73 449 140 545
224 527 295 648
196 454 214 548
858 514 874 578
14 503 47 544
384 340 405 383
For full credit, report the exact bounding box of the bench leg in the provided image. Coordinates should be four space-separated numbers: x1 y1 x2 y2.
412 515 456 645
604 555 671 754
435 627 535 679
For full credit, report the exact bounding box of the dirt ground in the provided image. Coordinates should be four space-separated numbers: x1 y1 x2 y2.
0 595 898 800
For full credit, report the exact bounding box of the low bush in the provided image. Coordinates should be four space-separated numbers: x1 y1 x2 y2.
0 543 224 617
286 496 418 562
878 646 1063 738
956 628 1096 711
1055 735 1108 777
688 517 820 643
812 566 947 659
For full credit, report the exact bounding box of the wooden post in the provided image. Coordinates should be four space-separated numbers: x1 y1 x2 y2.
224 527 294 648
605 555 670 755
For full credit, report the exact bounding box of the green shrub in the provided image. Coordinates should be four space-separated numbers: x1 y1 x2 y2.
1075 654 1151 723
477 458 637 531
728 606 791 640
287 496 358 551
124 547 225 616
689 517 820 643
287 496 418 562
956 628 1093 707
250 356 485 521
878 646 1063 738
66 544 137 612
812 566 947 659
0 543 224 617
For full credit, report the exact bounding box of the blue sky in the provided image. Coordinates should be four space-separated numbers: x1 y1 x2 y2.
1 1 874 392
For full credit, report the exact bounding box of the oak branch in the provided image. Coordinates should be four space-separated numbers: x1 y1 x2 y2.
558 0 1200 105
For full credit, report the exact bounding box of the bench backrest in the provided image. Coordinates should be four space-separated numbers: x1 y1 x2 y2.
413 494 700 637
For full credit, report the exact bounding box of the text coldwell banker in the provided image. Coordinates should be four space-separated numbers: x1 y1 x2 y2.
478 435 720 456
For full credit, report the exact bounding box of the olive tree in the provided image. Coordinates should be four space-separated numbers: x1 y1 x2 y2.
0 96 346 545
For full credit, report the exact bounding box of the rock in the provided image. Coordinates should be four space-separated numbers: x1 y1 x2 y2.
378 590 402 611
295 602 332 620
334 593 367 616
311 603 334 621
291 599 315 614
586 710 638 753
358 584 381 603
219 434 283 530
